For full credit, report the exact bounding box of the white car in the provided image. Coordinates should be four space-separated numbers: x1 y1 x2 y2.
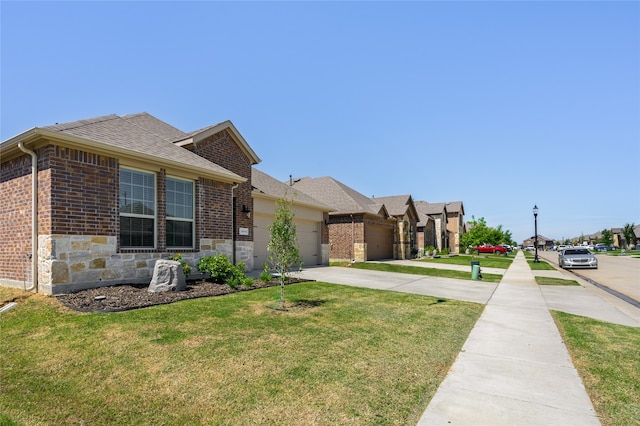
524 246 535 252
558 248 598 269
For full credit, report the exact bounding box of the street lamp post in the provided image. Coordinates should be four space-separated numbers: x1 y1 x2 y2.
533 204 539 263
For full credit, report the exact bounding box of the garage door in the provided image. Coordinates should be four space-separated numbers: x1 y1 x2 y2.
367 225 393 260
253 215 320 269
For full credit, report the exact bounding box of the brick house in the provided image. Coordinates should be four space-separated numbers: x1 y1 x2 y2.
290 176 397 262
522 235 554 250
251 168 332 269
0 113 260 294
415 201 449 252
370 195 419 259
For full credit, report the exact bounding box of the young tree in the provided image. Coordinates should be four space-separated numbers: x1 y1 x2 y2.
266 196 302 310
600 229 614 246
622 223 637 249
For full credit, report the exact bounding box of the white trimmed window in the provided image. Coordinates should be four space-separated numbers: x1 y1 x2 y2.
166 176 194 248
120 168 156 248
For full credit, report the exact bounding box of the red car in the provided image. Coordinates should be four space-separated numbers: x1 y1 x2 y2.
474 244 507 255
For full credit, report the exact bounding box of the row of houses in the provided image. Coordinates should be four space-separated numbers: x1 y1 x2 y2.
521 224 640 249
0 113 464 295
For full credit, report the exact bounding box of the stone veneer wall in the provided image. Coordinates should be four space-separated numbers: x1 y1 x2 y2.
36 235 245 295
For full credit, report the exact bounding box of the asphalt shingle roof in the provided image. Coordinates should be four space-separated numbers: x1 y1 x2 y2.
252 168 332 210
370 195 413 217
290 176 381 215
415 201 447 216
42 113 244 181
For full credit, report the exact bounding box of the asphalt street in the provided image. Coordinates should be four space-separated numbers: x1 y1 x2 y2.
536 250 640 305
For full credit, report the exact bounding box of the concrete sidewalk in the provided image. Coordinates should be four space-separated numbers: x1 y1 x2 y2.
417 251 600 425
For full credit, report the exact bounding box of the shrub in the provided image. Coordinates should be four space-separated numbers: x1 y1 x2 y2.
171 253 192 278
440 248 450 256
197 255 253 287
259 270 273 283
198 254 236 283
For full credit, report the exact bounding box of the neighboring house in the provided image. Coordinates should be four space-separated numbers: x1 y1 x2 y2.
290 176 396 262
251 168 332 269
416 211 436 253
0 113 260 295
441 201 465 254
370 195 419 259
415 201 449 252
522 235 554 250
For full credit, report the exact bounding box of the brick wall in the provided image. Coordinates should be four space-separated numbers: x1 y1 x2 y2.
198 177 233 240
0 154 34 283
186 129 253 242
327 214 365 261
43 145 119 235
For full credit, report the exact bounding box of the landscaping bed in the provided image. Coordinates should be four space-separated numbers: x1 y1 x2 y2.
56 279 297 313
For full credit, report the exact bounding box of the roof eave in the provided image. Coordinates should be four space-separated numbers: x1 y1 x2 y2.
252 190 335 212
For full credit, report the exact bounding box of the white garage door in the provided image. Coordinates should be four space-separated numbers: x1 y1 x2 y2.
253 215 320 270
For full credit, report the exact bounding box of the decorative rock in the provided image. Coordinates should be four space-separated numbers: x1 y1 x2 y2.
148 260 186 293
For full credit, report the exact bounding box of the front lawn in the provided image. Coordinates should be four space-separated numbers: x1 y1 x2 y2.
0 284 482 425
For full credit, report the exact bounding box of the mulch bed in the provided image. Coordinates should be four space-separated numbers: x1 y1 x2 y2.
55 279 302 313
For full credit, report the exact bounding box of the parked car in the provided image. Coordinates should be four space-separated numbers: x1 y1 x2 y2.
594 243 617 251
558 248 598 269
524 246 535 252
498 244 513 252
556 245 569 252
474 244 507 255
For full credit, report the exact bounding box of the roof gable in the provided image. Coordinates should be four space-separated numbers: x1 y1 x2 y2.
371 195 418 220
175 120 261 165
415 201 447 216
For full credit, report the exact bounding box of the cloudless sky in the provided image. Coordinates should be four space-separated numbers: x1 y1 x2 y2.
2 1 638 244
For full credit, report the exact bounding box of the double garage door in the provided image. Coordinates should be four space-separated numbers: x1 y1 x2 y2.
253 215 321 270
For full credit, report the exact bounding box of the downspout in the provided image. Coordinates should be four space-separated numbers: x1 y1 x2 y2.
350 214 355 262
18 141 38 292
231 183 239 264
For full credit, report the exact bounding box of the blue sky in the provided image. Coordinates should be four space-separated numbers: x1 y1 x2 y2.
2 1 638 244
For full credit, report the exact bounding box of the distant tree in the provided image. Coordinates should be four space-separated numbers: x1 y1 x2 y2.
622 223 637 249
266 196 302 310
461 216 514 248
600 229 614 246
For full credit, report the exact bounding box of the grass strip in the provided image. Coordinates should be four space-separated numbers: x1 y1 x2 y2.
553 311 640 426
347 261 503 283
0 284 482 425
535 276 580 286
527 259 555 270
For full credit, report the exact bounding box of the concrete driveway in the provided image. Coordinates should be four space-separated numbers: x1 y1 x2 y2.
295 259 640 327
295 265 498 304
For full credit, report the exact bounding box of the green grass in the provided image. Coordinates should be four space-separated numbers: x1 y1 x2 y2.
553 311 640 426
527 259 555 270
416 253 514 269
0 284 482 425
347 261 503 283
535 276 580 286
